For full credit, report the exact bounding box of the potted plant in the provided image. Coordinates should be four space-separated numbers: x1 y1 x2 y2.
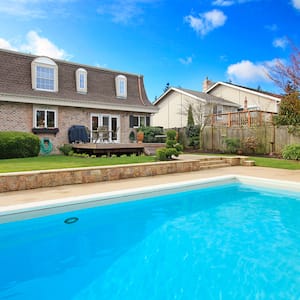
129 131 136 143
137 129 144 143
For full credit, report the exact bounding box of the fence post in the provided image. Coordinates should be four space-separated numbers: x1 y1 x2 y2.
248 111 251 127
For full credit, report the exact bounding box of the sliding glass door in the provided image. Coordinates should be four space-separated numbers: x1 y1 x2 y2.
91 114 120 143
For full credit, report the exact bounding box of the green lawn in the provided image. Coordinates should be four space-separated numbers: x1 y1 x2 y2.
249 156 300 170
0 155 156 173
196 153 300 170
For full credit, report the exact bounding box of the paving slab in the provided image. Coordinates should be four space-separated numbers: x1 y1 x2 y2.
0 166 299 207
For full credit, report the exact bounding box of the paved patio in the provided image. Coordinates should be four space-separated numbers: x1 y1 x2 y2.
1 158 299 207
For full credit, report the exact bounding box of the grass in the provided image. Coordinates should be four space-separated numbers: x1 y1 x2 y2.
248 156 300 170
196 153 300 170
0 155 156 173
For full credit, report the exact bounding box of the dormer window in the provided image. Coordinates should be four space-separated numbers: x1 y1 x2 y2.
76 68 87 93
31 57 58 92
115 75 127 98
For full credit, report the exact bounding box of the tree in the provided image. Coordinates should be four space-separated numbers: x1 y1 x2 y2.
267 44 300 92
163 82 170 93
181 100 216 150
187 104 195 126
274 91 300 126
267 42 300 126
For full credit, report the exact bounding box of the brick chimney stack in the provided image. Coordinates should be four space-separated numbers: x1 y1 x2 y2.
202 77 213 92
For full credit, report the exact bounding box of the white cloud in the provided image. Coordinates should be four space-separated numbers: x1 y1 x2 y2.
226 60 271 83
0 38 16 51
97 0 159 24
0 0 76 18
273 37 288 49
212 0 256 5
212 0 234 6
292 0 300 9
185 9 227 36
0 31 71 60
179 56 193 65
265 24 278 31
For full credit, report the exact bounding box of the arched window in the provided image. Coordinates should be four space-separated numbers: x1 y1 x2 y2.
76 68 87 93
31 57 58 92
115 75 127 98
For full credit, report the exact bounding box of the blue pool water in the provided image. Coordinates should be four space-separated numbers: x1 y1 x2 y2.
0 182 300 299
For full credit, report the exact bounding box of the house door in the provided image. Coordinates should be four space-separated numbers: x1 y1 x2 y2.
91 114 120 143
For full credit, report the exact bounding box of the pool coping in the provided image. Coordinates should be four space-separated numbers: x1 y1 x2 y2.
1 175 300 224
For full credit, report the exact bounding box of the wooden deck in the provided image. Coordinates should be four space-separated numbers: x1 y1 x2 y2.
71 143 164 156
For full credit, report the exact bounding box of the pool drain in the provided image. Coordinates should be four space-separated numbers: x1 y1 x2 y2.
64 217 79 224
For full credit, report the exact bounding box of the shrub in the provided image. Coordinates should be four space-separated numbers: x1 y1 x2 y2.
282 144 300 160
224 138 241 154
156 148 167 161
0 131 40 159
140 126 164 143
58 144 73 156
244 136 258 153
156 130 183 161
186 125 200 148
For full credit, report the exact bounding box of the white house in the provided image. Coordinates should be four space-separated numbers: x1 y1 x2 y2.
203 78 281 113
152 87 239 128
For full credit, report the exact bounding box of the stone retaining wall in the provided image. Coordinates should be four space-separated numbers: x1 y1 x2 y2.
0 157 244 193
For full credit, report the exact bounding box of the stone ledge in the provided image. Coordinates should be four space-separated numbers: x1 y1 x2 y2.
0 156 245 193
242 160 256 166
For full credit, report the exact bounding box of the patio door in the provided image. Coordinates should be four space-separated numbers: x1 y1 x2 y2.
91 114 120 143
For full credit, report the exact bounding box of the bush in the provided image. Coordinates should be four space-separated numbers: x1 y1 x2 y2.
140 126 164 143
0 131 40 159
186 125 200 148
156 148 167 161
156 130 183 161
224 138 241 154
282 144 300 160
58 144 73 156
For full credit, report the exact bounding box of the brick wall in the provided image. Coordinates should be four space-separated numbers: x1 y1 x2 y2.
0 101 144 153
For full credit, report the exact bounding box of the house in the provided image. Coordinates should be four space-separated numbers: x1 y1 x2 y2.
0 49 157 153
152 87 240 128
203 78 281 113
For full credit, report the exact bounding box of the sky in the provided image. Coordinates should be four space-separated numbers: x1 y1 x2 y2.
0 0 299 102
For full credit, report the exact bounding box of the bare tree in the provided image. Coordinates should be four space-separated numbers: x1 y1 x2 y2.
267 44 300 93
181 100 216 149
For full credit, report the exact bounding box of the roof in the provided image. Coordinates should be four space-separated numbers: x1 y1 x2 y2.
154 87 240 107
0 48 157 113
206 81 282 101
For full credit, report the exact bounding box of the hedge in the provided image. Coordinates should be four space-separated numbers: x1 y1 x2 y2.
0 131 40 159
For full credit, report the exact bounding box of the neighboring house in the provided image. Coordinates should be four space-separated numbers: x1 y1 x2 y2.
152 87 240 128
0 49 157 152
203 78 281 113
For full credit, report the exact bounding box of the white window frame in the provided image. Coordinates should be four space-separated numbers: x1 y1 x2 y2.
213 105 223 120
130 115 147 128
115 75 127 98
34 107 57 128
76 68 87 93
31 57 58 92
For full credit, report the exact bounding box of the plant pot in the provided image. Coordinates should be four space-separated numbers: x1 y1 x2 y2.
137 131 144 143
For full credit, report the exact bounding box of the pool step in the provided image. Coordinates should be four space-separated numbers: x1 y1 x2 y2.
198 158 230 170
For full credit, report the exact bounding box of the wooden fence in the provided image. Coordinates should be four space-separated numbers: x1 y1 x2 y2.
206 111 275 127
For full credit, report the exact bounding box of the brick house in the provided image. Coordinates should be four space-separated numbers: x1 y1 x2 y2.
0 49 157 152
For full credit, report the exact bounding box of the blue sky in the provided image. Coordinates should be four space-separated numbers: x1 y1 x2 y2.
0 0 299 101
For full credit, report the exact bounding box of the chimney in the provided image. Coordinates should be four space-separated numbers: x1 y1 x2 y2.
202 77 213 92
244 97 248 110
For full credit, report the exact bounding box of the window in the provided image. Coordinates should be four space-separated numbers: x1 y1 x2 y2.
31 57 58 92
129 115 150 128
115 75 127 98
213 105 223 120
34 108 57 128
76 68 87 93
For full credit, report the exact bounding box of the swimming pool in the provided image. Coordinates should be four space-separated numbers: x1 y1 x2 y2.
0 176 300 299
